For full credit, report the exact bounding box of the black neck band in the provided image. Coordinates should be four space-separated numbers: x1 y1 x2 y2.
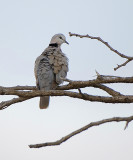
49 43 58 47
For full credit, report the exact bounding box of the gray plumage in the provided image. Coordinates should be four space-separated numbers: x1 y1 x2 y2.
34 34 69 109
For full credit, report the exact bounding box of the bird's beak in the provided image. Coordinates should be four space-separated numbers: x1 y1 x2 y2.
65 40 69 45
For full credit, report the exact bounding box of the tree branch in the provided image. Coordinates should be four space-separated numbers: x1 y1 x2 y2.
114 59 132 71
1 75 133 109
57 75 133 91
92 84 123 97
0 97 30 110
0 85 36 90
29 115 133 148
69 32 133 70
60 77 123 96
1 75 133 92
1 89 133 109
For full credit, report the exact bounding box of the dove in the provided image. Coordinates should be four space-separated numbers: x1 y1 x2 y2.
34 34 69 109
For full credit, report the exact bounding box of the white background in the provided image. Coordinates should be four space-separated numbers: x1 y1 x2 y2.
0 0 133 160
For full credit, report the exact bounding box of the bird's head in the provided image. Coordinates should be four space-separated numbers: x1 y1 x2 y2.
50 34 69 46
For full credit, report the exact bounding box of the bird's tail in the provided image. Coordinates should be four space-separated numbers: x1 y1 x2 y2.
39 96 50 109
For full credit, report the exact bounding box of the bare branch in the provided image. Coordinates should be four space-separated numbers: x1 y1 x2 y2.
60 77 73 83
92 84 123 97
1 75 133 109
78 88 82 94
93 71 123 96
29 115 133 148
124 118 133 130
69 32 133 70
0 74 133 110
1 89 133 104
114 59 132 71
0 86 36 90
0 97 30 110
1 75 133 92
58 76 133 91
69 32 132 59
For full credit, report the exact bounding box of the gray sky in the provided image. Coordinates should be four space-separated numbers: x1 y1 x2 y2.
0 0 133 160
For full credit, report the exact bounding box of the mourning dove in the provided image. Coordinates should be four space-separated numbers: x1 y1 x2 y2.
34 34 69 109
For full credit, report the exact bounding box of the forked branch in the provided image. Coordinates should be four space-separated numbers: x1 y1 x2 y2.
69 32 133 70
1 75 133 110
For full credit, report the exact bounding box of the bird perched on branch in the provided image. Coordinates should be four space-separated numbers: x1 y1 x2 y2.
34 34 69 109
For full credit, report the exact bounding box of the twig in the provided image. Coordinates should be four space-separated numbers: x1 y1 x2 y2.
94 71 123 96
29 115 133 148
69 32 133 70
60 77 73 83
78 88 82 94
124 118 133 130
92 84 123 97
57 76 133 91
0 97 30 110
114 59 132 71
69 32 132 59
95 70 122 80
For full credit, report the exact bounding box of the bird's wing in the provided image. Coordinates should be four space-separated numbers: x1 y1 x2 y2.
55 52 69 84
34 54 54 90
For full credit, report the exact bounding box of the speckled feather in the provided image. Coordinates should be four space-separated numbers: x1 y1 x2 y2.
34 34 69 109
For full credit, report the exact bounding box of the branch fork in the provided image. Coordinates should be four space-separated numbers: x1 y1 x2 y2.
69 32 133 71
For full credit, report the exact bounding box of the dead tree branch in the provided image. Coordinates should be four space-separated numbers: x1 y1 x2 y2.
69 32 133 70
0 97 30 110
114 59 132 71
92 84 123 96
1 75 133 110
0 85 36 90
1 89 133 106
29 115 133 148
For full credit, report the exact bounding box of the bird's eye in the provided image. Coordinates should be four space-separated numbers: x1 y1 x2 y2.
59 36 62 39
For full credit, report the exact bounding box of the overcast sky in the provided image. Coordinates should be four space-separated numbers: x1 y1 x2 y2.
0 0 133 160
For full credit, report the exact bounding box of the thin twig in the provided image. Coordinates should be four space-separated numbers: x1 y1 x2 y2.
94 71 123 96
69 32 133 70
78 88 82 94
69 32 132 59
29 115 133 148
0 97 31 110
124 119 132 130
114 59 132 71
60 77 73 83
